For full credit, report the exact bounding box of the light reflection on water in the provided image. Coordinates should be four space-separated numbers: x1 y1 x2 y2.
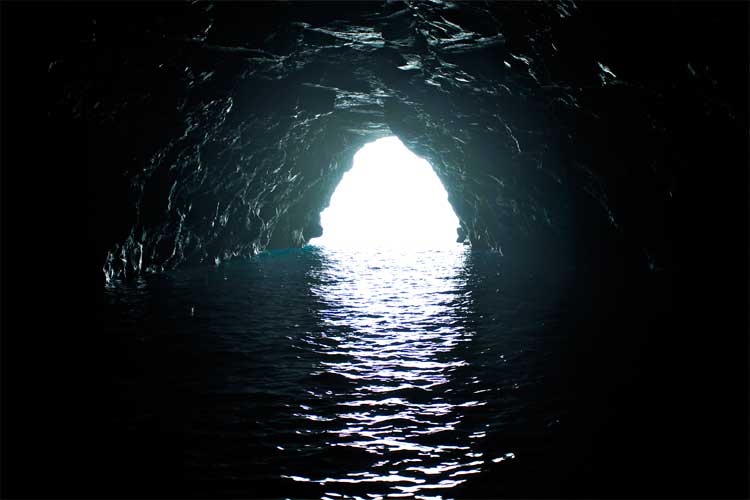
284 244 492 497
100 244 563 499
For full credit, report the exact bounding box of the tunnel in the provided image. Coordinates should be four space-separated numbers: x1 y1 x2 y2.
1 1 747 498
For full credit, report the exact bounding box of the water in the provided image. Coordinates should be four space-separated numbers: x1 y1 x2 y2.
98 244 574 498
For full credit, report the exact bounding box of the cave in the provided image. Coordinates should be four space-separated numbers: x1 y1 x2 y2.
1 2 747 498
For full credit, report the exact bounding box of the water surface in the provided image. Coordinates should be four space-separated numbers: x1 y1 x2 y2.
99 245 570 498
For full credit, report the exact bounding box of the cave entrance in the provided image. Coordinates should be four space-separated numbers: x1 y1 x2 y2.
309 136 460 248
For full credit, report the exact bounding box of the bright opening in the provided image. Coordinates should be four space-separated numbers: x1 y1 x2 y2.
309 137 460 248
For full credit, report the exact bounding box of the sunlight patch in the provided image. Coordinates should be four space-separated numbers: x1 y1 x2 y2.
309 137 460 248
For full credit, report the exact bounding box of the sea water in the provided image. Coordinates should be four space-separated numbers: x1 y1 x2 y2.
98 244 573 498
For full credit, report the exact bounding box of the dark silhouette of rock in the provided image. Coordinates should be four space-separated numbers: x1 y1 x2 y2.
6 2 743 286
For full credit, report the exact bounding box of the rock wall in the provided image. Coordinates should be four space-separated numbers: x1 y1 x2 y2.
15 1 749 285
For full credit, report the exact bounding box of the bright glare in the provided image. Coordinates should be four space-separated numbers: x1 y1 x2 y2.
309 137 460 248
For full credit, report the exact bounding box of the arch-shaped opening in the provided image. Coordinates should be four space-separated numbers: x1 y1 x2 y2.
309 136 461 249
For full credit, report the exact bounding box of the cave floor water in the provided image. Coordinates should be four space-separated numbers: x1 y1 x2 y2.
96 245 582 498
96 243 736 499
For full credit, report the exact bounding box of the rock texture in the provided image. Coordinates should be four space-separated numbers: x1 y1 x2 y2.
28 1 748 284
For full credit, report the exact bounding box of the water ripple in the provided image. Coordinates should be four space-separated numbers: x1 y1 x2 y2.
100 244 565 498
281 245 489 497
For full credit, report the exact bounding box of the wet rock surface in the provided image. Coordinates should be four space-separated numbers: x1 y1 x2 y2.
7 1 745 283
